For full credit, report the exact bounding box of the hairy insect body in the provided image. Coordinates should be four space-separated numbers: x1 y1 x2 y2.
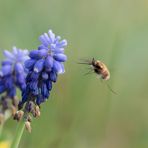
91 59 110 80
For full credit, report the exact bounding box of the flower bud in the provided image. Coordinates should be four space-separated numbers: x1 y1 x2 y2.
25 121 32 133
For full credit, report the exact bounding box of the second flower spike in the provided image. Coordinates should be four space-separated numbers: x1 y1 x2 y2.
0 47 29 123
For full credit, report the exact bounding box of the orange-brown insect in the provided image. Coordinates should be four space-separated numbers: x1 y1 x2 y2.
79 58 110 80
91 58 110 80
78 58 116 94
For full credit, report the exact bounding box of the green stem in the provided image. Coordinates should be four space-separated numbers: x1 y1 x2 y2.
0 123 4 138
11 121 25 148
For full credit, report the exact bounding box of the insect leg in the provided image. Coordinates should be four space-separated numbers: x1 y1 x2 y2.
106 83 117 95
83 70 94 76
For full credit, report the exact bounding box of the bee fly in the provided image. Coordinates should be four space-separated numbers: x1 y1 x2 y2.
78 58 117 94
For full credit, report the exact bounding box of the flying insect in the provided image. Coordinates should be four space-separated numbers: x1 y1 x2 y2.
78 58 116 94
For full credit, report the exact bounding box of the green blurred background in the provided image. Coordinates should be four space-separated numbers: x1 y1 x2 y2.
0 0 148 147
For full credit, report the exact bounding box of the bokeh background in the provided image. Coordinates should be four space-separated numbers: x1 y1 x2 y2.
0 0 148 148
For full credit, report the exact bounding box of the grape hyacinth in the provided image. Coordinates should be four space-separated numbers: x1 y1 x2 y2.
14 30 67 132
0 47 29 124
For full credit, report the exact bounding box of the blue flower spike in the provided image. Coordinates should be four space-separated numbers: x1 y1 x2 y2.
14 29 67 132
0 47 29 124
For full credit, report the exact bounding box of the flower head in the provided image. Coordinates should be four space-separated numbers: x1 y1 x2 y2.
30 30 67 74
0 47 29 94
14 29 67 131
0 47 29 123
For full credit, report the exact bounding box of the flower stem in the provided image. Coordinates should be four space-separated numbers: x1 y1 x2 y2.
0 123 4 138
11 121 25 148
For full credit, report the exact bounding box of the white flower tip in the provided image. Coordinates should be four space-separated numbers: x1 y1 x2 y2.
48 29 53 34
23 49 29 55
12 46 17 49
48 29 55 37
58 69 65 74
12 46 18 54
63 40 68 46
44 33 48 36
34 68 39 73
57 36 61 40
3 50 8 53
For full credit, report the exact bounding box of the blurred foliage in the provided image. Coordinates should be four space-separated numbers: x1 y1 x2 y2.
0 0 148 147
0 141 10 148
